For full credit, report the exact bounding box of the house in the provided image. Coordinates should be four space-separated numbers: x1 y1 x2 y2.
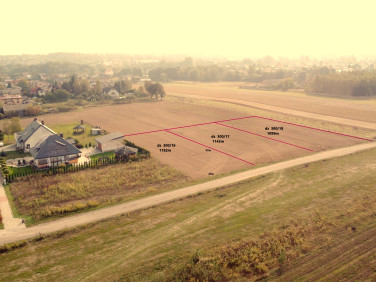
95 132 124 152
30 135 81 168
14 118 56 152
0 95 23 105
0 88 22 95
103 88 120 98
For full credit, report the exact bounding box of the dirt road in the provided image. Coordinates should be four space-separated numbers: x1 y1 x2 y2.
1 141 375 245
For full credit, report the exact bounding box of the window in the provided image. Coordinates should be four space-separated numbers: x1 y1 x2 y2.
26 144 30 149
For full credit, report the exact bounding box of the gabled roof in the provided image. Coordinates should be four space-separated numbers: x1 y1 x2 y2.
95 132 124 143
115 146 138 155
31 134 81 159
73 124 85 130
16 120 55 143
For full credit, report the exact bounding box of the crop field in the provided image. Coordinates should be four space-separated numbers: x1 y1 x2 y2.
165 82 376 123
1 147 375 281
15 100 374 179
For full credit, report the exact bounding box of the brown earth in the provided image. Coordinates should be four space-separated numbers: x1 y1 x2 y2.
165 82 376 123
19 101 368 178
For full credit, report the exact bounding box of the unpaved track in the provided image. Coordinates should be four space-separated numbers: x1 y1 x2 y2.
0 142 375 245
171 93 376 130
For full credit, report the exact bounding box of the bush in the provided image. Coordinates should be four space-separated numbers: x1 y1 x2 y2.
56 105 77 113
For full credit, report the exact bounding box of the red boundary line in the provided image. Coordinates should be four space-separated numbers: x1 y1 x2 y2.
253 116 373 142
165 130 255 165
123 116 255 137
215 122 314 152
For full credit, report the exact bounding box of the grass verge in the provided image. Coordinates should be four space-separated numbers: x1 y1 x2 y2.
0 148 375 280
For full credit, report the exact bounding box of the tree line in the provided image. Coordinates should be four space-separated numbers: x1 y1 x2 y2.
307 71 376 97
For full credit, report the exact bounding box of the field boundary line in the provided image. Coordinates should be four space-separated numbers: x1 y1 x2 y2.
165 130 255 165
215 122 314 152
253 116 373 142
123 114 372 142
123 116 255 137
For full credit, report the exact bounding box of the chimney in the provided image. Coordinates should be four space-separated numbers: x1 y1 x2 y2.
59 132 63 138
41 120 45 125
34 117 37 121
81 120 84 125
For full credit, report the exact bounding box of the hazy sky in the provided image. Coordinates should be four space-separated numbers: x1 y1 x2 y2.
1 0 375 58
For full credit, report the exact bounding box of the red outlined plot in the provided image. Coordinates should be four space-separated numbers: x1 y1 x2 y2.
165 130 255 165
215 122 314 152
123 116 255 137
124 114 373 169
253 116 373 142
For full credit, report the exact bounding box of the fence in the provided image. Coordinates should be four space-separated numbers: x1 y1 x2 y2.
4 153 150 184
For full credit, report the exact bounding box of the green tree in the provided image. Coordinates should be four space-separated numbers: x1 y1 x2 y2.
3 117 22 141
93 80 102 96
145 82 166 100
80 79 90 94
17 79 30 93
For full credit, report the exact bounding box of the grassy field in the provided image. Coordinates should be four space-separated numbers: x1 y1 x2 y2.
7 158 190 225
0 148 375 280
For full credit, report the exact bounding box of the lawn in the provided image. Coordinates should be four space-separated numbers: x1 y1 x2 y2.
89 151 115 161
8 158 190 224
48 123 96 147
0 148 375 281
1 150 31 161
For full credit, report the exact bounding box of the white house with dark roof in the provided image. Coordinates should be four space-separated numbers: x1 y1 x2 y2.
14 118 56 152
30 135 81 168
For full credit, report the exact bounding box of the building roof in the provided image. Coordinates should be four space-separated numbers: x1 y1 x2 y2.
3 104 28 113
31 134 81 159
16 120 55 143
73 124 85 130
115 146 138 155
95 132 124 144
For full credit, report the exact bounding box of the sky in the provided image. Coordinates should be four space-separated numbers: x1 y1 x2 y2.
1 0 376 58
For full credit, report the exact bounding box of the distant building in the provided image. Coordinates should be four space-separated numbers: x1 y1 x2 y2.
0 88 22 95
0 95 23 105
103 87 120 98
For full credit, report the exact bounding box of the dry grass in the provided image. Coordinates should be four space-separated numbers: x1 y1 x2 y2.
166 194 376 281
9 158 189 221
